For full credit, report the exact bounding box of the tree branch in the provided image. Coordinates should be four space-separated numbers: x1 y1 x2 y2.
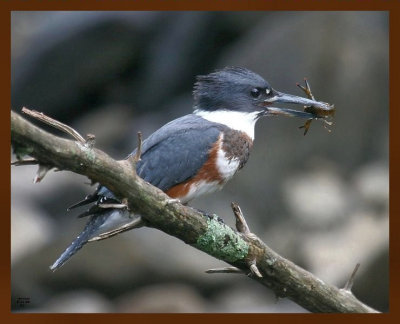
11 110 378 313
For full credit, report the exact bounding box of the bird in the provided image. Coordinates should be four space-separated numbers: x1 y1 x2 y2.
50 67 330 271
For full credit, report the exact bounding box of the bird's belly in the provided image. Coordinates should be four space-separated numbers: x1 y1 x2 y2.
165 146 242 203
185 153 241 201
179 180 223 204
167 158 240 204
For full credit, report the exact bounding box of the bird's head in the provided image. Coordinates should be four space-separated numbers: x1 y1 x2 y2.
193 67 330 119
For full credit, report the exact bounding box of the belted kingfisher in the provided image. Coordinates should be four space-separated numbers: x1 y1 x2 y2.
50 67 330 270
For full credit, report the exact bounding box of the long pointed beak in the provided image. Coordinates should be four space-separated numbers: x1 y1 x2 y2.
263 90 332 119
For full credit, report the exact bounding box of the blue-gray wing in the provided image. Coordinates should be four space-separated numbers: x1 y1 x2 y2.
69 114 223 209
135 114 222 191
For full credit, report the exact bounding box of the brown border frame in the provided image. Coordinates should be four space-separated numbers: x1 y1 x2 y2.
4 0 399 322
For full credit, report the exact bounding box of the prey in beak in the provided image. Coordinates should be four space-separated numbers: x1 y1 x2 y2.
261 79 335 135
296 78 335 135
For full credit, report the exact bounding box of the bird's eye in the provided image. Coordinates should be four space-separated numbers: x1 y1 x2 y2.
250 88 261 98
266 88 271 95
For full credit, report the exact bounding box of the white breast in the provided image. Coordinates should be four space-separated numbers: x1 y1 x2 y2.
216 146 241 182
178 136 241 204
194 109 260 140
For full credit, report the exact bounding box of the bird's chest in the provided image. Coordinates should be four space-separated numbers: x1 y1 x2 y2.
217 129 253 182
165 130 253 204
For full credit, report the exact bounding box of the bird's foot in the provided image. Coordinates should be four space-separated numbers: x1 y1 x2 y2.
163 198 181 207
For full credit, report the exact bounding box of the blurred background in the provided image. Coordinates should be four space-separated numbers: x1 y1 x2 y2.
11 11 389 312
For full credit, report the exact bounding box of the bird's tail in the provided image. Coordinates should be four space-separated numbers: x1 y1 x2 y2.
50 209 142 271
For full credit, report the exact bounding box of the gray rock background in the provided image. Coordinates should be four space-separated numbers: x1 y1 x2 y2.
11 11 388 313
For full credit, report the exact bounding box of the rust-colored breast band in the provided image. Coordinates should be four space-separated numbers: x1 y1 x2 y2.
166 135 223 199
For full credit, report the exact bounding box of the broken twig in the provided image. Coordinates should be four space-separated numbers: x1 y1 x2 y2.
11 158 38 166
22 107 87 144
343 263 361 292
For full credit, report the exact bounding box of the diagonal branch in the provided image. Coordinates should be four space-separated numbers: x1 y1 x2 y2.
21 107 87 144
10 110 378 313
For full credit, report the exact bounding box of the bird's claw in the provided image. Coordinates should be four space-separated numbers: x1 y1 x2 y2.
163 198 181 207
